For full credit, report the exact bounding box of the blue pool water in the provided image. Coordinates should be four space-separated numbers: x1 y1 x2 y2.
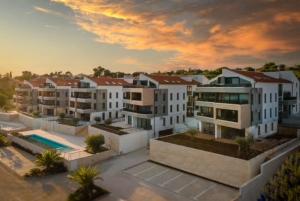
27 134 74 152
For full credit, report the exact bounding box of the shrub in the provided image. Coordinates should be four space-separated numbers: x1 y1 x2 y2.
32 111 40 118
68 166 108 201
85 135 105 154
187 128 198 138
235 135 254 158
264 151 300 201
35 150 64 172
0 135 8 146
24 167 43 177
59 113 65 119
104 119 112 125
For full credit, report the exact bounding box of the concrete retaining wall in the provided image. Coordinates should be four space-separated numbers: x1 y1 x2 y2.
239 140 300 201
149 138 297 188
88 126 148 154
65 150 114 171
8 134 45 154
0 112 19 121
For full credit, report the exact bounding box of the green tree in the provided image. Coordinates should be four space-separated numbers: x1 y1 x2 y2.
68 166 101 198
85 135 105 153
0 93 8 108
35 150 63 171
264 151 300 201
93 66 106 77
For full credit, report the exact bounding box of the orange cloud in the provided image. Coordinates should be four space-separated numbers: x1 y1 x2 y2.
52 0 300 69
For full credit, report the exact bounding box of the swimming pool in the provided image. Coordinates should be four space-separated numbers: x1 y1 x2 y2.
25 134 74 152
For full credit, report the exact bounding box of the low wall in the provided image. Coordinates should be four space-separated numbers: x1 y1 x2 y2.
0 112 19 121
8 134 45 154
239 140 300 201
18 113 41 129
88 126 148 154
149 138 297 188
65 150 114 171
40 120 86 136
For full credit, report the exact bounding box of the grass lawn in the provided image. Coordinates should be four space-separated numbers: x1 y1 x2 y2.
159 134 261 160
92 124 128 135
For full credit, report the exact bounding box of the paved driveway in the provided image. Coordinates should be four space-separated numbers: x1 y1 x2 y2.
124 161 239 201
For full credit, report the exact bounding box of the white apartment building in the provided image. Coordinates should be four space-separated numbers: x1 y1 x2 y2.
38 78 79 116
263 71 300 118
122 74 190 138
14 78 45 113
69 77 128 122
194 68 292 139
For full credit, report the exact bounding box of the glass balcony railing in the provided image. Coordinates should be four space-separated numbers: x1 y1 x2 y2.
123 108 153 114
196 112 213 118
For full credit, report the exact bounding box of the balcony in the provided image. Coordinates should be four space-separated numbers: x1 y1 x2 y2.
196 111 213 118
123 88 154 106
122 107 154 118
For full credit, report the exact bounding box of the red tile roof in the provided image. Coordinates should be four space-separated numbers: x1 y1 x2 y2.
148 75 191 85
48 78 80 87
230 69 291 83
28 77 46 87
89 77 129 86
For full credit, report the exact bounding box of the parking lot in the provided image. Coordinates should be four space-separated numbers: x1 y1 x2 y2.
124 161 239 201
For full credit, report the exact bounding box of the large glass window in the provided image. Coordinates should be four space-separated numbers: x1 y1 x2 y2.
198 93 248 104
197 106 213 118
216 109 238 122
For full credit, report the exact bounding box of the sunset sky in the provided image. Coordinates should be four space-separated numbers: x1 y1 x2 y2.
1 0 299 76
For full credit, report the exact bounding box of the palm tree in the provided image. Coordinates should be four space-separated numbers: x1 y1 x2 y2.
35 150 63 171
68 166 101 197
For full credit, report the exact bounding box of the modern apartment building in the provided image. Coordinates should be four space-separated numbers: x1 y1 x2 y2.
194 68 292 139
14 78 46 113
69 77 128 122
180 75 209 117
122 74 190 138
38 78 79 116
263 71 300 119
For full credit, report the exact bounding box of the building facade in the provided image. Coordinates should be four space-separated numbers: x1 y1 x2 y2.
194 69 292 139
122 74 190 138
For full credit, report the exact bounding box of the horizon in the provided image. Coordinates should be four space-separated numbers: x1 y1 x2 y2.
1 0 300 76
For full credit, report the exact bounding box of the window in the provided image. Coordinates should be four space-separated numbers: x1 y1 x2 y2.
270 93 272 102
183 93 186 100
176 116 179 123
109 102 112 109
251 112 253 122
116 111 118 118
177 104 179 112
154 106 158 114
275 93 277 102
116 102 118 108
102 103 105 109
163 118 166 126
109 112 112 118
154 93 158 101
177 93 179 100
170 93 173 101
163 93 166 101
258 111 261 121
102 93 106 99
163 106 166 113
170 105 173 113
116 92 118 98
265 124 267 133
270 108 272 118
271 123 274 131
170 116 173 125
264 93 267 103
183 104 185 111
251 94 253 104
183 115 185 122
275 107 277 117
264 109 266 119
258 94 261 104
109 92 112 99
258 126 261 135
102 113 105 120
65 92 68 97
94 93 97 99
94 103 96 110
56 92 60 97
